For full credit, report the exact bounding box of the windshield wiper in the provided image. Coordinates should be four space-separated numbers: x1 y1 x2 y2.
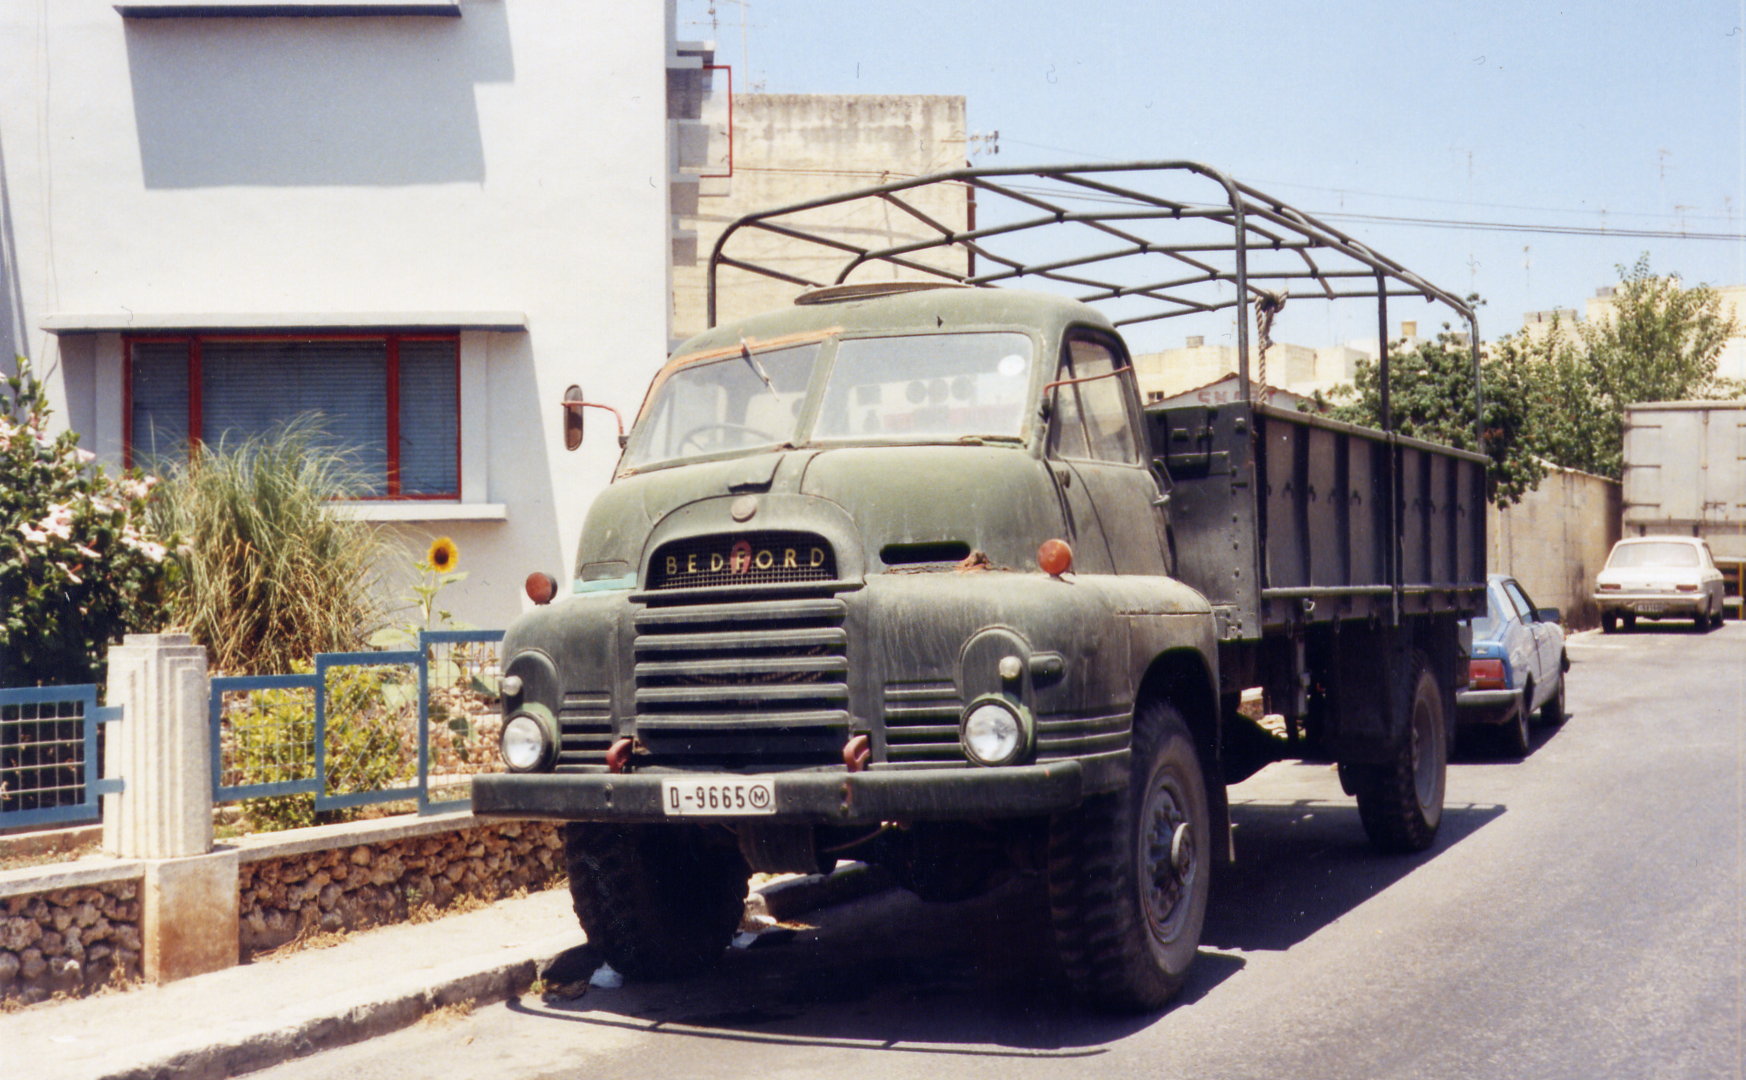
955 434 1024 446
739 338 779 398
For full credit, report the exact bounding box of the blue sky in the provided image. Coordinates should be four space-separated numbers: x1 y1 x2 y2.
678 0 1746 349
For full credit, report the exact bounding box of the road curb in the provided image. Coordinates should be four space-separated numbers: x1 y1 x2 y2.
85 864 895 1080
99 958 541 1080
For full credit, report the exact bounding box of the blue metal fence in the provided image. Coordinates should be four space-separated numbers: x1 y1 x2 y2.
209 629 505 817
0 685 123 830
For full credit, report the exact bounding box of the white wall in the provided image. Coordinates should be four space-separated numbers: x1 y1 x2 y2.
0 1 679 630
1489 466 1622 629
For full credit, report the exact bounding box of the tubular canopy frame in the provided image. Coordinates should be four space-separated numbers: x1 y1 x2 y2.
706 161 1483 440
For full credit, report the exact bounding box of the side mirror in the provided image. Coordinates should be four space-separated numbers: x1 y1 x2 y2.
1537 607 1561 624
562 385 586 451
560 386 628 452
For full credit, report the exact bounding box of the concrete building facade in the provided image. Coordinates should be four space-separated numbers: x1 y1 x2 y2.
670 93 970 342
1 1 716 629
1131 329 1403 406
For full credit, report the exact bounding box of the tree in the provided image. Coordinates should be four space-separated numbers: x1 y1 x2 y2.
1332 325 1547 507
1521 255 1740 480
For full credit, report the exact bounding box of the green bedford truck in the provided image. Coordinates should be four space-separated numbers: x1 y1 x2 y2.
473 163 1487 1011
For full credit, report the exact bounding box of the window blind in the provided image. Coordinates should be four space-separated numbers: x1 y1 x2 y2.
397 340 459 495
200 340 390 495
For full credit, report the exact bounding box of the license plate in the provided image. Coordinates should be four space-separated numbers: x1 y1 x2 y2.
1637 603 1665 615
661 776 776 816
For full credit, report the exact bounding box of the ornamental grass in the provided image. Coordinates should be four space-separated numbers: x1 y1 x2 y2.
149 418 389 674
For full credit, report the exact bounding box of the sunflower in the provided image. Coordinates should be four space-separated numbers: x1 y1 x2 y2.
427 536 459 573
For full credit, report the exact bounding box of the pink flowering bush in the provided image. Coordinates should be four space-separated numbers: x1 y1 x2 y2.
1 358 171 686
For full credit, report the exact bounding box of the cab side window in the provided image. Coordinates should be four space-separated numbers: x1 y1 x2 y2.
1050 338 1140 464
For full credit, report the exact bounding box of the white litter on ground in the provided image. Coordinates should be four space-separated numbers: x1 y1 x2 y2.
588 962 624 989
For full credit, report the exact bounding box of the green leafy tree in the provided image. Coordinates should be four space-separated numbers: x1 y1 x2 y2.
1332 325 1547 507
1520 255 1740 480
0 358 171 686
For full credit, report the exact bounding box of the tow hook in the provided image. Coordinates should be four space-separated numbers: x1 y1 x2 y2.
842 733 871 772
605 738 635 774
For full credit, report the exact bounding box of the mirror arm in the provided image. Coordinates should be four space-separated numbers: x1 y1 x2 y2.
561 398 629 449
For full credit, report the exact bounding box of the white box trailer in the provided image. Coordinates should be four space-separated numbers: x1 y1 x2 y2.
1622 401 1746 605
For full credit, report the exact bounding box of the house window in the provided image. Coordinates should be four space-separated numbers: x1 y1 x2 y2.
125 333 460 499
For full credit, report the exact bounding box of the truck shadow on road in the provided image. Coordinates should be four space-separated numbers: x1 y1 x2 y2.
508 879 1192 1054
505 800 1499 1054
1204 800 1504 952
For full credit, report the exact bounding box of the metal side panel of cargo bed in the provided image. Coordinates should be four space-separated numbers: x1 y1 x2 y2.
1150 400 1486 638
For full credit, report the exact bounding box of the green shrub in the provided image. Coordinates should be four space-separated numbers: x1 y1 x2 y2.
0 358 170 686
149 418 388 675
224 662 416 832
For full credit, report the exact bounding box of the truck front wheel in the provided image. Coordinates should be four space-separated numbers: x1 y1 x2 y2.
563 823 749 980
1045 700 1210 1012
1351 654 1446 853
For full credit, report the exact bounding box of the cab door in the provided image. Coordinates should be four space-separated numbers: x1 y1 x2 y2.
1046 334 1171 577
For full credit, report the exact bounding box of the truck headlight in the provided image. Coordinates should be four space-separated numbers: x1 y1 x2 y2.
500 707 556 771
960 696 1032 766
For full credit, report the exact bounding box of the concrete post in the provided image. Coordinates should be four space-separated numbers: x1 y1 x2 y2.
103 633 239 982
103 633 212 859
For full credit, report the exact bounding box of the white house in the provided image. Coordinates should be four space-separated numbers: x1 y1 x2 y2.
1 1 715 629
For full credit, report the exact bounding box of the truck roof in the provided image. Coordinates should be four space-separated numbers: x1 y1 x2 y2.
667 282 1114 366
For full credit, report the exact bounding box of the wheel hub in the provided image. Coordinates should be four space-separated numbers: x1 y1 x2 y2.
1144 782 1195 944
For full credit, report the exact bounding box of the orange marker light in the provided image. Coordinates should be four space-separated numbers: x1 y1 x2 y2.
525 571 558 605
1038 538 1074 577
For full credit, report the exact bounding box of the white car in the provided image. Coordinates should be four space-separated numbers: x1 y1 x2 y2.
1594 536 1727 632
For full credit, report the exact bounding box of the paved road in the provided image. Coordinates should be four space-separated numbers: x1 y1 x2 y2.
254 624 1744 1080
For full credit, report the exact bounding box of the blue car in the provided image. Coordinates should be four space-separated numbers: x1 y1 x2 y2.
1458 574 1569 757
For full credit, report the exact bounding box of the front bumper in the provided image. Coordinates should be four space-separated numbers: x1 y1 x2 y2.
1594 593 1705 618
472 758 1106 826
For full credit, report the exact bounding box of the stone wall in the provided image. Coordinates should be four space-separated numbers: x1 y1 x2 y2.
1 816 566 1005
237 821 564 958
1 878 143 1006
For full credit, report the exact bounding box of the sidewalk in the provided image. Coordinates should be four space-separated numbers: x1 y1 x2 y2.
0 866 888 1080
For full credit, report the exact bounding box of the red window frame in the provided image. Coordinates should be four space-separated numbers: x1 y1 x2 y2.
122 331 462 500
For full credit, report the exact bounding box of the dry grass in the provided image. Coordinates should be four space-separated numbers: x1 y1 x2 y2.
417 1000 478 1026
0 837 101 872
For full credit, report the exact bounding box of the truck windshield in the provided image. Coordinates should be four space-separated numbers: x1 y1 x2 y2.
813 332 1033 444
622 332 1036 471
620 342 822 470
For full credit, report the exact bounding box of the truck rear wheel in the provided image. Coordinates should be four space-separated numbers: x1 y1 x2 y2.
1352 654 1446 853
563 823 749 980
1045 700 1210 1012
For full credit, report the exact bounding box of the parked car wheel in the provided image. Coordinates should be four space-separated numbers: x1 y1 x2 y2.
1498 682 1532 758
1602 612 1618 633
1537 672 1566 727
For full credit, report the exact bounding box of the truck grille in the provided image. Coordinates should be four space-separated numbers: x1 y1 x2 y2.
647 531 837 590
632 593 849 769
881 681 966 766
556 691 612 771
